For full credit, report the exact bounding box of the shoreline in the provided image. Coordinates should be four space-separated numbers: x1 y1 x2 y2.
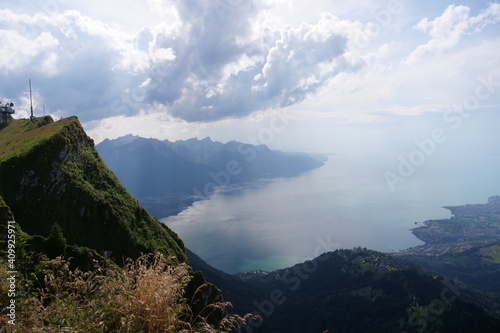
392 195 500 257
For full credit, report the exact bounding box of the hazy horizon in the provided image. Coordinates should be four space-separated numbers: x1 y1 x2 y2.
162 148 500 273
1 1 499 150
2 2 500 271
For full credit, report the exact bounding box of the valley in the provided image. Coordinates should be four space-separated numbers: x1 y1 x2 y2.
1 117 500 332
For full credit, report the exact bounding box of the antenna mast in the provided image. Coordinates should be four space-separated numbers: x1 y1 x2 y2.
29 79 35 121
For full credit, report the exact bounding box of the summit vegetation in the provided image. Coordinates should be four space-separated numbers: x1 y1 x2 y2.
0 116 186 263
0 117 250 332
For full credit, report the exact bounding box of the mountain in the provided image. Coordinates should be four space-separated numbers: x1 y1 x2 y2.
97 136 214 195
2 116 500 332
188 247 500 333
0 116 186 263
96 135 327 217
163 137 326 180
0 117 249 332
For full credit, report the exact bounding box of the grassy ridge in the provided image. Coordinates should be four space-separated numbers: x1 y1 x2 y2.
0 116 187 263
0 116 62 162
0 117 253 332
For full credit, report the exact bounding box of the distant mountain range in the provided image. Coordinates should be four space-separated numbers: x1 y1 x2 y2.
0 117 247 331
96 135 327 217
2 117 500 332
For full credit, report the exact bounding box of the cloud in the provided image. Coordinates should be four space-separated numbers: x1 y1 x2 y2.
469 2 500 30
406 3 500 64
147 10 354 121
0 1 358 123
2 1 498 127
0 29 59 75
0 9 141 120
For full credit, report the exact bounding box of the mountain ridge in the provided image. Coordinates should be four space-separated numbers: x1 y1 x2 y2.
188 246 500 332
1 116 263 332
2 117 500 332
97 134 327 218
0 116 186 263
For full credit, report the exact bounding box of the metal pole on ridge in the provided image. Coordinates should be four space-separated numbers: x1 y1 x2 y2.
29 79 35 121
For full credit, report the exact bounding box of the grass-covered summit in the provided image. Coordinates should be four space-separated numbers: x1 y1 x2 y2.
0 117 254 332
0 116 186 263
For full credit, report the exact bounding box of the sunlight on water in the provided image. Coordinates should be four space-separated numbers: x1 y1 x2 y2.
163 151 500 274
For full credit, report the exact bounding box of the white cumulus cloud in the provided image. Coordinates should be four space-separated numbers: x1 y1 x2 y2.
406 3 500 64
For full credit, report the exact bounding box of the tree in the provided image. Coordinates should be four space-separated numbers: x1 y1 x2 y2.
45 223 67 258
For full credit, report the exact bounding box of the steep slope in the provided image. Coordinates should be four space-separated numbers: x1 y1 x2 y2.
234 249 500 333
186 248 267 315
0 195 13 222
4 117 499 332
185 247 500 333
96 135 326 217
96 136 214 196
97 136 217 217
0 116 186 263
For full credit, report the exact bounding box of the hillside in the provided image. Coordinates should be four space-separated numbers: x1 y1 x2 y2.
2 117 500 332
190 248 500 333
0 117 251 332
0 116 186 263
96 135 326 217
395 196 500 300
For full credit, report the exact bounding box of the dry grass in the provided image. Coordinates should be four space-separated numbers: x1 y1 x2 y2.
1 254 189 332
1 253 255 333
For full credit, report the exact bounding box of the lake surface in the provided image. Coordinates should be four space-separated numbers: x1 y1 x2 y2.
162 149 500 274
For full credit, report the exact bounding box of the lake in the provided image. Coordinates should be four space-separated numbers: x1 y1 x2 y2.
162 147 500 274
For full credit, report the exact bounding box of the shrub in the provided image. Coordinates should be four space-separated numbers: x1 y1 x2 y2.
1 252 254 332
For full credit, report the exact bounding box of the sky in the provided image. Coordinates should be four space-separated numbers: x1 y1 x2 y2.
1 0 499 154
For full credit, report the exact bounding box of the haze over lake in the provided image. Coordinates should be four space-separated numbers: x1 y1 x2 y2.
163 139 500 273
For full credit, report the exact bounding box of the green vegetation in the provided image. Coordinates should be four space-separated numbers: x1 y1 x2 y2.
2 116 500 332
0 117 253 332
45 223 67 258
0 254 250 332
402 196 500 256
0 195 13 222
0 117 186 263
481 245 500 264
190 247 500 332
236 248 500 332
393 197 500 319
397 197 500 294
400 240 500 294
0 116 59 162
